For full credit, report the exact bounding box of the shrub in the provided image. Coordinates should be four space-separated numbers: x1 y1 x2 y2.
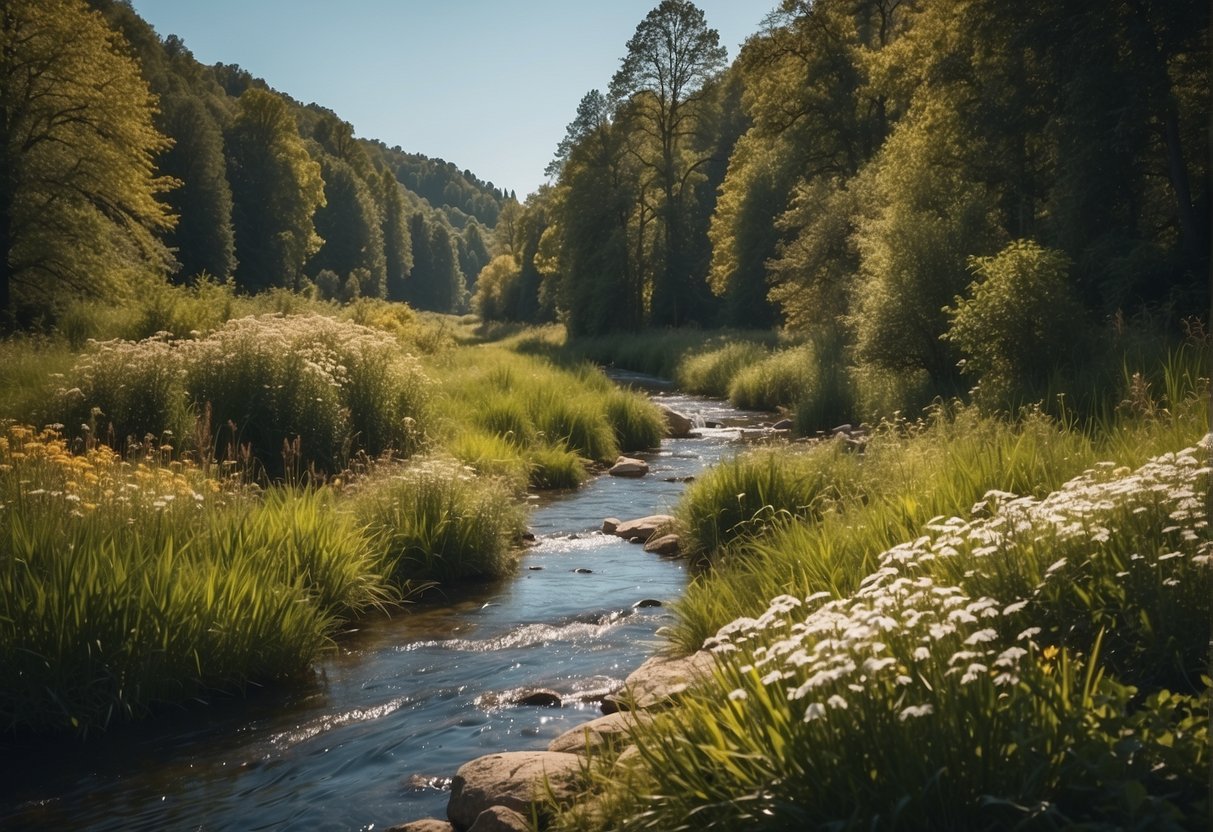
945 240 1090 408
676 341 769 398
354 458 526 585
603 389 665 452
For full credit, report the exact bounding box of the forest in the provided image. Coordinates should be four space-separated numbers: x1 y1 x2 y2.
0 0 1209 830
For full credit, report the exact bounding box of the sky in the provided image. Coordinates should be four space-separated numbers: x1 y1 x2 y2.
128 0 777 200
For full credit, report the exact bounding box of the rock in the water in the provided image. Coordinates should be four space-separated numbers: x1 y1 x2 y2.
612 514 675 543
643 533 681 557
617 651 717 710
771 418 794 431
547 711 653 754
601 517 620 534
514 689 563 708
632 598 662 609
572 567 593 574
657 404 695 438
468 805 531 832
385 820 453 832
608 456 649 477
448 751 586 830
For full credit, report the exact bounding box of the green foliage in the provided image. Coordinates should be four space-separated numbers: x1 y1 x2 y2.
726 345 816 412
603 389 666 451
308 155 387 297
550 403 1210 830
354 459 525 585
945 240 1089 407
0 428 390 734
225 88 326 292
676 341 769 398
157 93 236 282
0 0 176 321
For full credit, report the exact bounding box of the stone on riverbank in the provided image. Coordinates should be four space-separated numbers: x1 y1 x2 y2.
386 820 453 832
657 404 695 438
606 651 717 712
547 711 654 754
468 805 531 832
448 751 585 830
601 517 620 534
643 533 681 557
608 456 649 477
612 514 674 543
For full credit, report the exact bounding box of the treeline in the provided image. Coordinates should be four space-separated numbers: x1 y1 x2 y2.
0 0 503 327
479 0 1209 411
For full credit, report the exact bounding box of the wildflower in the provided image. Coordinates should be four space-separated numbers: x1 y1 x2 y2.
899 704 933 721
826 694 848 710
803 702 826 722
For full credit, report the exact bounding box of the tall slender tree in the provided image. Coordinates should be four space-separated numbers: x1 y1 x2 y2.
225 88 324 291
609 0 727 327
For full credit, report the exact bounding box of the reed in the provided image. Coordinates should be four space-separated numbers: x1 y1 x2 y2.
353 457 527 585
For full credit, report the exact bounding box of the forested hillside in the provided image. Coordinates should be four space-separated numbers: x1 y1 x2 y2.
479 0 1209 413
0 0 504 326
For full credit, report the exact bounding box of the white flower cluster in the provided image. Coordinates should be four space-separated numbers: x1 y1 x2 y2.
703 443 1211 725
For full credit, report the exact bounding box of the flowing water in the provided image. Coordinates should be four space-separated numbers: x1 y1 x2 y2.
0 382 773 831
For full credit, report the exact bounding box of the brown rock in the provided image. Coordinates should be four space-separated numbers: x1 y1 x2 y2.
608 456 649 477
447 751 586 830
643 533 681 557
612 514 674 543
601 517 620 534
658 404 695 438
618 651 717 711
385 820 453 832
468 805 531 832
547 711 654 754
514 688 563 708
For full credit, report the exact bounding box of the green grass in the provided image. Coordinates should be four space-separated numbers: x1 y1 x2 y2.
0 427 390 734
353 457 527 585
676 341 770 398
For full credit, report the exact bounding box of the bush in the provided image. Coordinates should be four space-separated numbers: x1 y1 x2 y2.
603 389 666 452
676 341 769 398
945 240 1090 408
354 458 526 585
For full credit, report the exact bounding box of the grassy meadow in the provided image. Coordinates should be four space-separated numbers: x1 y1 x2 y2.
0 288 663 734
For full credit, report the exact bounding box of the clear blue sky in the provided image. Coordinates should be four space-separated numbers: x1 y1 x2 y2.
128 0 776 199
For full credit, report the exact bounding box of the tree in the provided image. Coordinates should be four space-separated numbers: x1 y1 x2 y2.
0 0 176 319
379 171 413 301
158 93 235 281
225 88 324 291
609 0 727 327
308 153 386 297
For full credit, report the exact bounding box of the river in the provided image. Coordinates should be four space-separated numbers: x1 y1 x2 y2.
0 383 770 831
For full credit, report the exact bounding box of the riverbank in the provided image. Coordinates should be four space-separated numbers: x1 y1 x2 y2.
386 393 1210 831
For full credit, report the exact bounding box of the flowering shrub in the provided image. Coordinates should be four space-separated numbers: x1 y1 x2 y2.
50 314 430 478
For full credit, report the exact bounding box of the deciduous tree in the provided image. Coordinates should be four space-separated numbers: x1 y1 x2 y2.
0 0 176 319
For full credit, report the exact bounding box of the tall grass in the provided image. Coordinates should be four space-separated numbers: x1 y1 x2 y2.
564 329 780 380
676 341 770 398
353 458 527 585
0 426 391 734
428 347 664 489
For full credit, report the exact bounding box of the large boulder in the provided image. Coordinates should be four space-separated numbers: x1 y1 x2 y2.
643 533 681 557
658 404 696 438
448 751 585 830
467 805 531 832
614 651 717 711
385 820 453 832
608 456 649 477
612 514 675 543
547 711 654 755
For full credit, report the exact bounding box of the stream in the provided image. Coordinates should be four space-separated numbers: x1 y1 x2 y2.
0 382 771 831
